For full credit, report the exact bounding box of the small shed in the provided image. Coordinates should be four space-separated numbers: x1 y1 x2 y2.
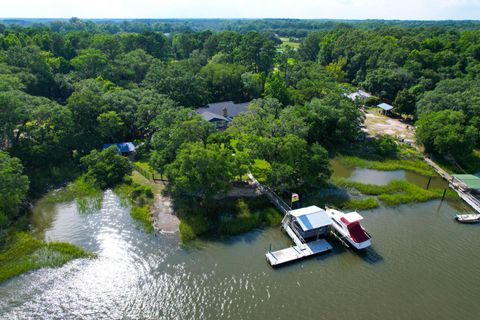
378 102 394 115
289 206 332 240
103 142 136 155
452 174 480 193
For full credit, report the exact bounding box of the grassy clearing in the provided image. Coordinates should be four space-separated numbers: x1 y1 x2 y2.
332 177 455 206
0 233 93 283
133 161 162 181
279 37 300 49
337 156 436 177
345 198 380 210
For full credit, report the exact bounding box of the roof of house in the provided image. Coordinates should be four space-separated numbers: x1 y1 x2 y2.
346 89 372 101
289 206 332 231
103 142 136 153
197 101 250 119
199 111 230 122
378 102 394 111
453 174 480 190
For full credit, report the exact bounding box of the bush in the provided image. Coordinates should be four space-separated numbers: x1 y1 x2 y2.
179 214 209 242
131 206 153 233
260 207 283 226
81 146 132 189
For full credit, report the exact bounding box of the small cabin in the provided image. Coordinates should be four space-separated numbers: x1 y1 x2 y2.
102 142 136 156
288 206 332 240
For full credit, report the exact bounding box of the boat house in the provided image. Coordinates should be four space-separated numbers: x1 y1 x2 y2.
452 174 480 193
287 206 332 240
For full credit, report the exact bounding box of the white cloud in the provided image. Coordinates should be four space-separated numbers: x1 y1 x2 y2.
1 0 480 20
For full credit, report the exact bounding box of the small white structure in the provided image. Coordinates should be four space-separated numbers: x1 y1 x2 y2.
287 206 332 240
346 89 372 102
266 206 333 266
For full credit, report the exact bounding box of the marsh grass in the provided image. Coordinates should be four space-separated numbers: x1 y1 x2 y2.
332 177 456 206
43 176 103 213
338 156 436 177
0 233 93 283
114 181 155 233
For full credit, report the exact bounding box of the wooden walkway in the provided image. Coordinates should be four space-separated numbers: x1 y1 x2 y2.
248 173 333 266
266 239 332 266
424 157 480 214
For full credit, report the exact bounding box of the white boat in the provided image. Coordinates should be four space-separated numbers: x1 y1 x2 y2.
325 208 372 250
455 214 480 224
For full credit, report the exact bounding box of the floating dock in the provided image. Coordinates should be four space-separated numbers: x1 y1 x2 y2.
266 239 332 266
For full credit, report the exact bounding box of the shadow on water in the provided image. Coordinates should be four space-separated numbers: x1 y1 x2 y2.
357 246 384 264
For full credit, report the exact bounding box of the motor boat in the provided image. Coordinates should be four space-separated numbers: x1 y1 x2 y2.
325 208 372 250
455 214 480 224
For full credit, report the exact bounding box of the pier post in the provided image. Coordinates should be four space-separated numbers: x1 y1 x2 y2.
269 244 272 253
426 177 432 190
441 188 447 201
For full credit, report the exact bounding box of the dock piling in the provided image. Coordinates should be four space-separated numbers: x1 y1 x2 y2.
426 177 432 190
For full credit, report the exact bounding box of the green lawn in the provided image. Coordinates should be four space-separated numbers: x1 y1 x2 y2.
279 37 300 50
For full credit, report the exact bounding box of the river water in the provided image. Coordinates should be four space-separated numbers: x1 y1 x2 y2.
0 168 479 320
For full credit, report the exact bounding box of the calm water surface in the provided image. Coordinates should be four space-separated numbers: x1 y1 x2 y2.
0 176 479 319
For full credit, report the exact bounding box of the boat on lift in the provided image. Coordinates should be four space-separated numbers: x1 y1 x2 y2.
325 208 372 250
455 214 480 224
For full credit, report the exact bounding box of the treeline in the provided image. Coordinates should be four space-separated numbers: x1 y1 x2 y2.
3 18 480 37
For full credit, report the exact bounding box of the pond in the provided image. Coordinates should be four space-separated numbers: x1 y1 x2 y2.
331 159 447 189
0 181 479 319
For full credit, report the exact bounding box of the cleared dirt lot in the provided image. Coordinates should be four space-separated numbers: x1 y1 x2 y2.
363 108 416 143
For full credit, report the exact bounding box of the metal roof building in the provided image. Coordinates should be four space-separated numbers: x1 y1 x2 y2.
453 174 480 192
378 102 394 111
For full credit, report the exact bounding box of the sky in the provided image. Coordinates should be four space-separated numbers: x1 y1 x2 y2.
2 0 480 20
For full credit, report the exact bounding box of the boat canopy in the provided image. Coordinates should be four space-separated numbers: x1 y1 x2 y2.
289 206 332 231
343 212 363 223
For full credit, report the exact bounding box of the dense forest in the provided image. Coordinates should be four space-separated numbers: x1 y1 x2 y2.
1 18 479 235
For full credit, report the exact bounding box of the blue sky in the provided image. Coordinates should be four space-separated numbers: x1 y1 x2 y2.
2 0 480 20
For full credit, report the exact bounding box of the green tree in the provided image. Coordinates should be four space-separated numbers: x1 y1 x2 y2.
416 110 478 158
394 89 416 115
264 73 291 106
166 142 235 200
0 151 29 224
97 111 126 142
80 146 132 189
71 48 108 78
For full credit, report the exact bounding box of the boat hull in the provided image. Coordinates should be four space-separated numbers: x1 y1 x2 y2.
455 214 480 224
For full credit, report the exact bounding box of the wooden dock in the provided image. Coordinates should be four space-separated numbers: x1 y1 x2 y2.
266 239 332 266
424 157 480 214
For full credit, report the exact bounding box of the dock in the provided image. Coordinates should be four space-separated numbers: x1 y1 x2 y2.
424 158 480 214
266 239 332 266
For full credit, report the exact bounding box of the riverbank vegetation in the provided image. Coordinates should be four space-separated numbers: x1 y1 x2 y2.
332 177 455 207
1 18 479 247
0 232 94 283
176 197 282 242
